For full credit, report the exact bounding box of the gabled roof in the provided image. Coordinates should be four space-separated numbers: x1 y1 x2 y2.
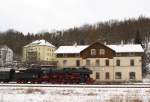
55 43 144 54
107 44 144 53
55 45 88 54
25 39 55 48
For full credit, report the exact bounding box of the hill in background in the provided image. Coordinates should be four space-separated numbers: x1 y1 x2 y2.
0 16 150 55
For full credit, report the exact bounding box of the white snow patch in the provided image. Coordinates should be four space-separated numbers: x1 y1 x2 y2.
55 45 88 54
0 85 150 102
25 39 55 48
55 44 144 54
107 44 144 53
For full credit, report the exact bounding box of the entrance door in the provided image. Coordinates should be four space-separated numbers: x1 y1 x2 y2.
76 60 80 67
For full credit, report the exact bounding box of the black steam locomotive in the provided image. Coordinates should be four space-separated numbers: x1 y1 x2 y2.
0 67 94 84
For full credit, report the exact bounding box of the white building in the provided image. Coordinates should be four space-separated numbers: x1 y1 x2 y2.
22 39 56 65
0 45 13 66
55 42 144 83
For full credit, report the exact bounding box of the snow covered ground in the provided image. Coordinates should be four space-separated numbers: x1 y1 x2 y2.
0 85 150 102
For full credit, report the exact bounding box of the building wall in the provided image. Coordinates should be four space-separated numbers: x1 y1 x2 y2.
57 57 82 68
0 46 13 66
22 44 56 63
5 48 13 65
56 56 142 82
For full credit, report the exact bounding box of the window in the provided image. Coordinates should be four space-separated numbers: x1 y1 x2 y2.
63 60 67 66
100 49 105 55
96 60 100 67
96 72 100 79
130 59 134 66
76 60 80 67
63 54 68 57
129 53 135 56
116 60 120 66
115 72 122 79
106 60 109 66
105 72 109 79
86 60 90 66
116 53 121 56
130 72 136 80
91 49 96 56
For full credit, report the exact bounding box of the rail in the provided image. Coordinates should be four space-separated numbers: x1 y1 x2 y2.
0 83 150 88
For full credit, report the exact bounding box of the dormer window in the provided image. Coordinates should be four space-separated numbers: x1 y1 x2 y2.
91 49 96 56
100 49 105 55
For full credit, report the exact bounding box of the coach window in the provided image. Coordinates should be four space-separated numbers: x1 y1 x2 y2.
116 60 120 66
91 49 96 56
130 59 134 66
106 59 109 66
63 60 67 67
129 72 136 80
105 72 109 80
96 72 100 79
115 72 122 79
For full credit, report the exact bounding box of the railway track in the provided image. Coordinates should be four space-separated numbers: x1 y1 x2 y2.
0 83 150 88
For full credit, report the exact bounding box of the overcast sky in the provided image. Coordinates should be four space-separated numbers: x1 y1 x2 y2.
0 0 150 34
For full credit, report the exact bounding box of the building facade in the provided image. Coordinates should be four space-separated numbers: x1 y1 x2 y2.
22 39 56 65
55 42 144 82
0 45 13 66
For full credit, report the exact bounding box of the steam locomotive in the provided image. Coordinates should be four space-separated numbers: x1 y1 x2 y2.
0 67 94 84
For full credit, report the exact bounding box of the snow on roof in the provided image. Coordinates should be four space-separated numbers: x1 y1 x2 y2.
55 45 88 54
26 39 55 48
107 44 144 53
55 44 144 54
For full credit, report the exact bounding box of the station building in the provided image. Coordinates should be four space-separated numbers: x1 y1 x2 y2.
55 42 144 82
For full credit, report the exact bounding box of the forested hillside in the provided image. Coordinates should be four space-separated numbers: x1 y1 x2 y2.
0 16 150 56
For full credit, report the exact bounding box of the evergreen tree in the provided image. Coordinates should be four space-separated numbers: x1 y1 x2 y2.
134 30 142 45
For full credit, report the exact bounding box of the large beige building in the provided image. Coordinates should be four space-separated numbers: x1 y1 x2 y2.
22 39 56 65
55 42 144 82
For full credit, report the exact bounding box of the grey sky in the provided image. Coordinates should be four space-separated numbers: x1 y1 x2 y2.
0 0 150 34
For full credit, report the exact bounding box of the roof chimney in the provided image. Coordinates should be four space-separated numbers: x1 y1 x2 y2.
73 42 77 47
121 40 124 46
104 41 107 45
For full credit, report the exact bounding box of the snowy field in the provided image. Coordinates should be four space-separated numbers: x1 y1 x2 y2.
0 84 150 102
